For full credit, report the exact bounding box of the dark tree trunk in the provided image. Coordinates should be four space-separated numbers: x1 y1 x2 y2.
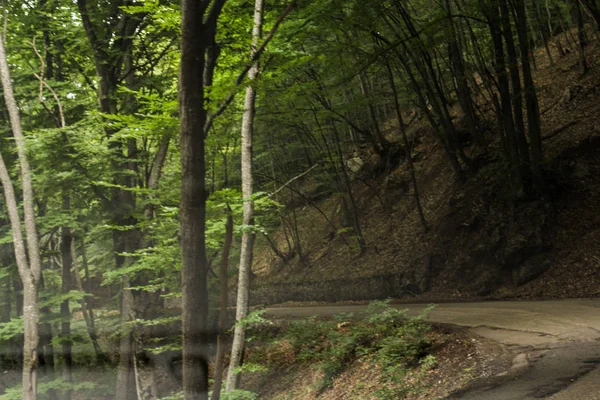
514 0 545 190
384 58 428 232
331 120 367 252
572 0 589 73
500 0 530 168
60 196 73 400
211 208 233 400
485 0 523 191
580 0 600 31
535 0 555 65
179 0 227 397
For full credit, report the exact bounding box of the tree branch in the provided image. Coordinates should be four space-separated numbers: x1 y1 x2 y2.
205 0 229 35
269 163 319 198
204 0 297 134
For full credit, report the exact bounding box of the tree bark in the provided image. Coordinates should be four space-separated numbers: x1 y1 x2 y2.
0 29 42 400
514 0 545 190
484 0 523 191
226 0 264 390
211 208 234 400
499 0 530 168
60 196 73 400
179 1 228 398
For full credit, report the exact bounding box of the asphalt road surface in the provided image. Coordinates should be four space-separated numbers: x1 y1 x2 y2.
267 299 600 399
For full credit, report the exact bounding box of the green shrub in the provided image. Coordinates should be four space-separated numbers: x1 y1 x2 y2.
277 300 436 393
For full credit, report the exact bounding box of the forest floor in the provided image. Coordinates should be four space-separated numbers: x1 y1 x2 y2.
251 29 600 306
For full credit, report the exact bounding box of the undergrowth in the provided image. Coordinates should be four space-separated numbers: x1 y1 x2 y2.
247 300 437 398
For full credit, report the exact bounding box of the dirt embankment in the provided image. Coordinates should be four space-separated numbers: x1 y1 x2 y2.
250 34 600 305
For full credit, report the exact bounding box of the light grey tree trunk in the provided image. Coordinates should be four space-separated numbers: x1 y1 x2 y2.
225 0 264 391
0 32 42 400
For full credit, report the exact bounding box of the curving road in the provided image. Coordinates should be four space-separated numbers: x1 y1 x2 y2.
267 299 600 399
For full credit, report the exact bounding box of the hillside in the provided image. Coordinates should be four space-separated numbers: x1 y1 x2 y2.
251 33 600 305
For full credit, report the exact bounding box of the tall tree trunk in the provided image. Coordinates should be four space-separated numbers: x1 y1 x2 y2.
1 276 9 323
211 208 234 400
572 0 589 73
331 120 367 252
535 0 555 65
446 10 481 148
226 0 264 390
70 239 103 360
179 0 228 397
384 59 428 232
499 0 530 168
115 274 136 400
37 280 56 400
485 0 523 192
12 277 24 368
514 0 545 190
0 275 16 366
60 196 73 400
0 32 42 400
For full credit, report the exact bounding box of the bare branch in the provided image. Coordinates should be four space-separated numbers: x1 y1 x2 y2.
269 163 319 198
28 38 66 128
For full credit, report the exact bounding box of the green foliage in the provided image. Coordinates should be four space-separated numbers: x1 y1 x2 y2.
0 317 24 340
233 362 269 374
277 301 436 392
0 378 97 400
233 309 273 331
217 389 260 400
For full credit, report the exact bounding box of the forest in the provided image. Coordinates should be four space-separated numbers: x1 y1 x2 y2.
0 0 599 399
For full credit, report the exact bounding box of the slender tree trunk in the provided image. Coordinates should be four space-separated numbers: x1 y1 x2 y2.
514 0 545 190
385 37 462 177
384 59 428 232
71 240 103 360
485 0 523 191
572 0 589 73
226 0 264 390
1 276 9 323
115 275 136 400
500 0 530 168
60 196 73 400
0 30 42 400
211 208 234 400
37 272 57 400
447 28 481 148
12 277 23 369
1 275 18 367
581 0 600 31
80 238 98 347
535 0 555 65
331 121 367 252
